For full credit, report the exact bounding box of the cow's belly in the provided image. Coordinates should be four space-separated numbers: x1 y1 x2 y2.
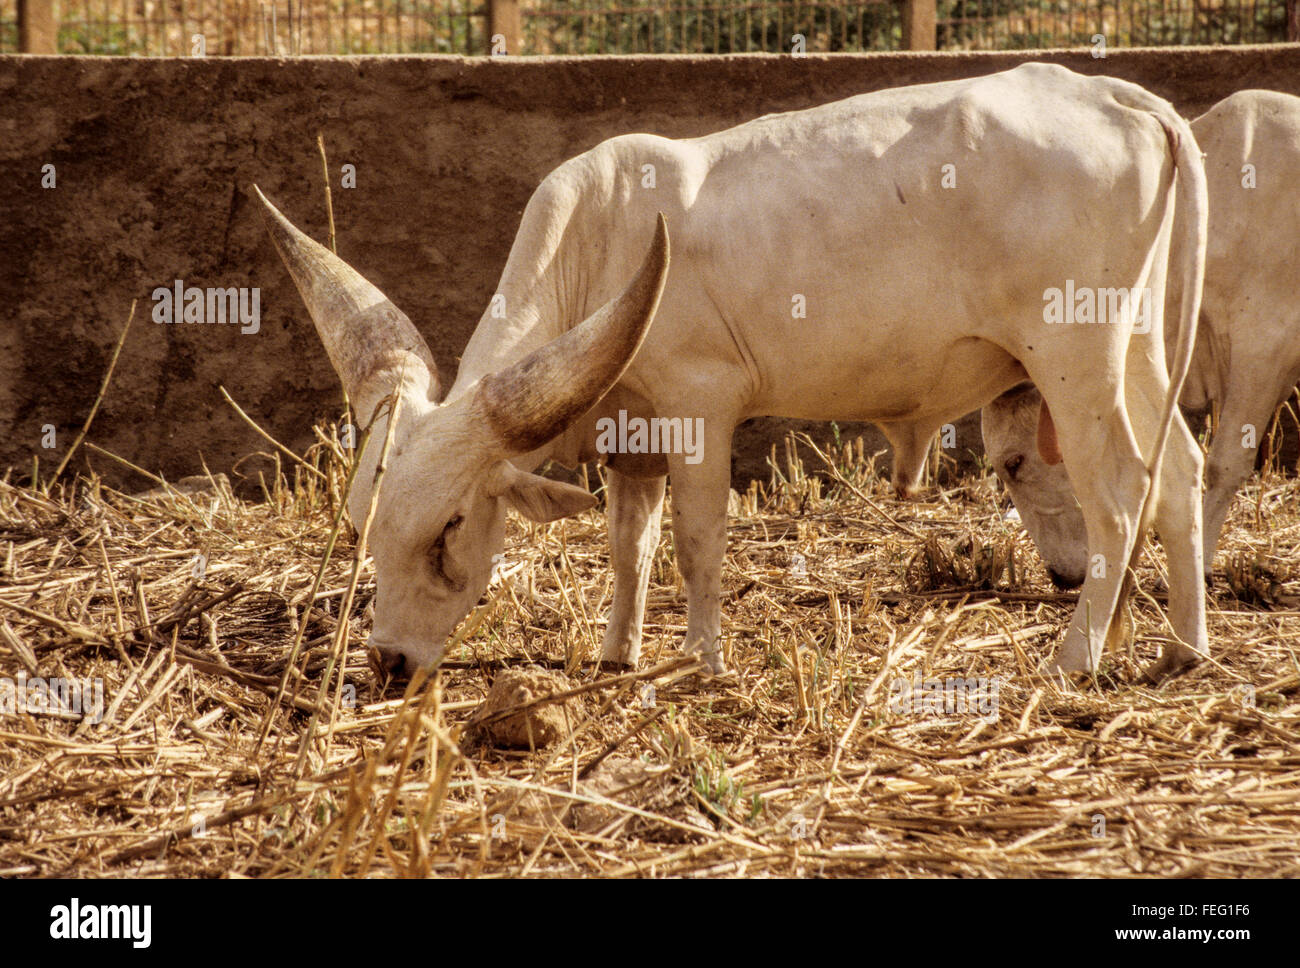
750 332 1029 424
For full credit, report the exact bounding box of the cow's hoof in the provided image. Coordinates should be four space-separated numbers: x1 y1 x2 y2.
1140 646 1206 685
693 665 738 688
598 640 641 672
1042 644 1095 676
688 650 731 678
1038 650 1099 684
1040 661 1086 683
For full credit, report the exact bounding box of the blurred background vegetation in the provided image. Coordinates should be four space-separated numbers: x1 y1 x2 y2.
2 0 1292 56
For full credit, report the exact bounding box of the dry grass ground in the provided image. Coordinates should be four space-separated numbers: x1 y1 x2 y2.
2 427 1299 878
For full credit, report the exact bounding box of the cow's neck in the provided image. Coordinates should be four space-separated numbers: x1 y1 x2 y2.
451 196 581 383
447 217 595 469
446 179 641 471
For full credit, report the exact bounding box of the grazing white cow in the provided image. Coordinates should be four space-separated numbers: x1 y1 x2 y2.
255 62 1208 682
979 90 1300 604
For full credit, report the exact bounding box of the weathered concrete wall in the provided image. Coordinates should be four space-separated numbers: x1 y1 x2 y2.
3 47 1299 489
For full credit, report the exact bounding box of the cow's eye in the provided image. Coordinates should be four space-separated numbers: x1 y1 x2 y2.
425 538 444 572
427 516 468 591
1003 455 1024 480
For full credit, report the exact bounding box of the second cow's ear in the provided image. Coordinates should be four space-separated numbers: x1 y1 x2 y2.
487 461 598 523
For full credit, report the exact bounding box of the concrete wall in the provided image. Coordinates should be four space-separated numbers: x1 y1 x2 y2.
3 46 1299 489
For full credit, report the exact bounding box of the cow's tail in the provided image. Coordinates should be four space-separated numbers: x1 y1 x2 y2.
1134 109 1209 550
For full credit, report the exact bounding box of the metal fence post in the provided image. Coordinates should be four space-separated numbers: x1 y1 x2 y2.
487 0 522 55
18 0 58 53
902 0 937 51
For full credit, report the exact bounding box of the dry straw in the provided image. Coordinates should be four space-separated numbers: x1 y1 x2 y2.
3 157 1297 874
2 414 1298 877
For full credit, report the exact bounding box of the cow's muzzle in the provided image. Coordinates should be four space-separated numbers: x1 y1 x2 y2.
369 644 412 681
1047 567 1085 591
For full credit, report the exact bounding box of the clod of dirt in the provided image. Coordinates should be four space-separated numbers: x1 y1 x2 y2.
134 473 232 501
506 758 692 835
568 758 665 833
467 667 572 749
570 758 707 841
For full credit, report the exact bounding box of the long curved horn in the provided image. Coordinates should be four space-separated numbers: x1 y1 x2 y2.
477 213 670 455
253 185 439 410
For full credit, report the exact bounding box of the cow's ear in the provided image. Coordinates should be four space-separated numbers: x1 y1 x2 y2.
487 461 597 523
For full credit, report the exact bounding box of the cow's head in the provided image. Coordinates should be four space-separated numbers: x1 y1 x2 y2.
254 187 670 677
980 383 1088 589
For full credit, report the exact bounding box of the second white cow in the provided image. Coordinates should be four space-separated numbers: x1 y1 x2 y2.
256 63 1209 683
979 91 1300 608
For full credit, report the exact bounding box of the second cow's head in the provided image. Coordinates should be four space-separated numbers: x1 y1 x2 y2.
980 383 1089 590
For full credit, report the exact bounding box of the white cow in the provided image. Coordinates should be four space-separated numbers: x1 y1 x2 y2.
255 63 1209 683
979 90 1300 599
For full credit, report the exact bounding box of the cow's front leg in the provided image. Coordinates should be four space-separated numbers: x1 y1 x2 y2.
1145 414 1210 681
599 466 666 669
1038 392 1151 676
666 423 735 675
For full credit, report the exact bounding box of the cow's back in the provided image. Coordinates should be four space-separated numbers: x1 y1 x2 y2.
1178 90 1300 411
621 63 1185 423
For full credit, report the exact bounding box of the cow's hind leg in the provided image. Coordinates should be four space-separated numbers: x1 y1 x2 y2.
1145 415 1210 680
1039 391 1151 676
665 419 736 675
599 466 666 669
1121 350 1210 681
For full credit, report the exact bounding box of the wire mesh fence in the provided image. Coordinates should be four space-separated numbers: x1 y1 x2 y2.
1 1 483 55
522 1 901 53
938 0 1289 48
0 0 1293 55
